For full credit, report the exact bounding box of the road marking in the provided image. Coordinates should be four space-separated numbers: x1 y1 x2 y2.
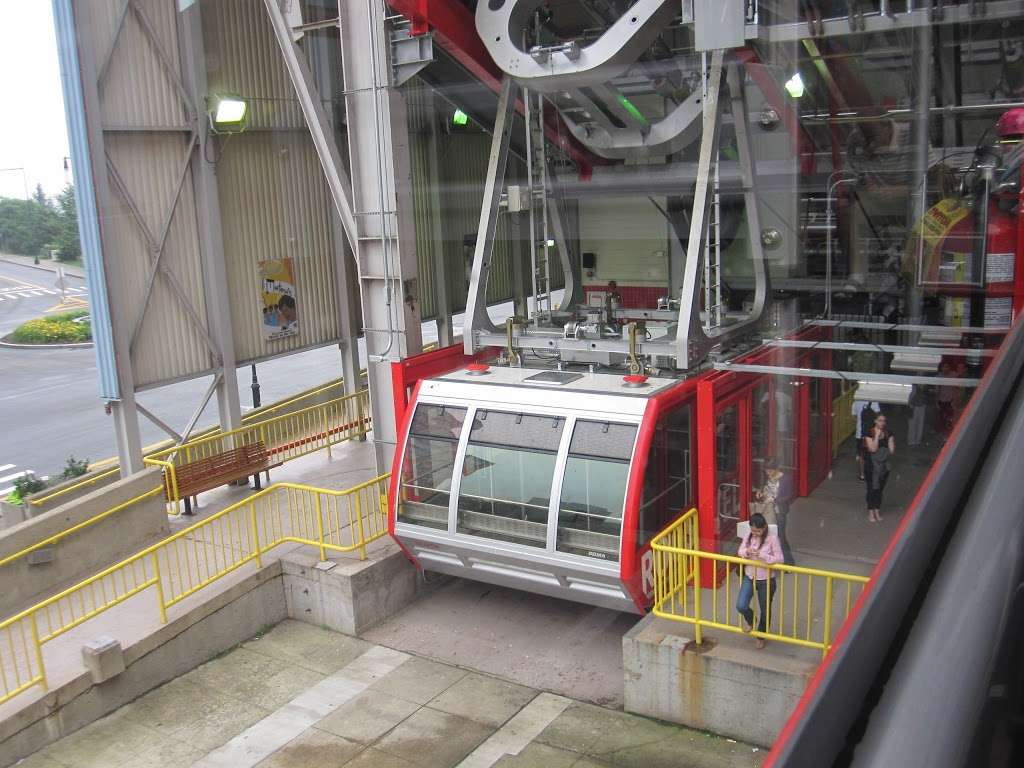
0 464 13 473
193 645 409 768
456 693 572 768
0 274 45 290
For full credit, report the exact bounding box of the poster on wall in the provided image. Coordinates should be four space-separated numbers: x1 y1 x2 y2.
259 258 299 341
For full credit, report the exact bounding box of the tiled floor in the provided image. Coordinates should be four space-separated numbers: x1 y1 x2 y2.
18 621 762 768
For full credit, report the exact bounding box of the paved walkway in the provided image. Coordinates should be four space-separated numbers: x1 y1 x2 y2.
17 620 762 768
0 254 85 280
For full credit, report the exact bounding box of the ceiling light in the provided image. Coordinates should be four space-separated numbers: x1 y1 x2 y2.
452 108 469 126
784 73 805 99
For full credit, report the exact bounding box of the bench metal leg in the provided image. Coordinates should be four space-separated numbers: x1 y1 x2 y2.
184 497 193 516
253 473 262 491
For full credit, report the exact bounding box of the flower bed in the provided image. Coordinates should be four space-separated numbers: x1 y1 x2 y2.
9 310 91 344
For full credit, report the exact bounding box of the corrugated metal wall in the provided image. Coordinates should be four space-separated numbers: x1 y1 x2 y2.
202 0 342 365
78 0 213 388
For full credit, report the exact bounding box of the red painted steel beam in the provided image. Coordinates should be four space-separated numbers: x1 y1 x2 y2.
388 0 601 178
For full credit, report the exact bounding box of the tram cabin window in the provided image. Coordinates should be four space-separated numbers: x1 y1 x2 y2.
556 420 638 562
399 405 467 529
456 411 565 548
639 406 692 544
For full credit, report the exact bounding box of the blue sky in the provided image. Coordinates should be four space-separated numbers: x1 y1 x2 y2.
0 3 71 200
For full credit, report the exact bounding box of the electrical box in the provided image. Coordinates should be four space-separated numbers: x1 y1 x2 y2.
693 0 746 52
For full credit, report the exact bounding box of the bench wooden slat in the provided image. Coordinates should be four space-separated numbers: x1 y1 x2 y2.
166 441 281 501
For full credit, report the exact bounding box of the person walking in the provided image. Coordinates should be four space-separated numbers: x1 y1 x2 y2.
863 413 896 522
736 513 784 649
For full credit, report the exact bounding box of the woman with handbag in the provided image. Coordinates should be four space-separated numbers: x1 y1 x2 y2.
736 513 784 649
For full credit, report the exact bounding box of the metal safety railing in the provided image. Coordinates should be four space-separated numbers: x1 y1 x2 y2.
30 377 352 508
145 389 372 504
0 474 390 707
651 509 870 658
832 384 858 458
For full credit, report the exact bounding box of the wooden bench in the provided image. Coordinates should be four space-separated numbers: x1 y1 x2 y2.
169 442 282 514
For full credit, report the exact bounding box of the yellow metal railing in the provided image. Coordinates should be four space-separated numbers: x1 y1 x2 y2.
0 474 390 707
832 384 858 458
651 509 870 658
36 377 353 507
145 389 372 504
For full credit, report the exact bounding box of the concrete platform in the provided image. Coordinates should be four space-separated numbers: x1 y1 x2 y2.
17 620 763 768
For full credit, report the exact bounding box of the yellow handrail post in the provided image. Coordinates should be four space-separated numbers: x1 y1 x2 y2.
30 612 47 691
693 550 703 646
322 406 333 459
250 503 263 568
315 494 327 562
152 552 167 624
355 491 368 561
822 576 834 659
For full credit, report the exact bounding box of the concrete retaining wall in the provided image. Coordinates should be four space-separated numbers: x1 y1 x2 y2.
623 614 815 748
24 469 123 516
0 468 168 619
281 542 426 636
0 564 286 768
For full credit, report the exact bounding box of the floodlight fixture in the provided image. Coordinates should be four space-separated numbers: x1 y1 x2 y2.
784 73 805 99
209 95 249 134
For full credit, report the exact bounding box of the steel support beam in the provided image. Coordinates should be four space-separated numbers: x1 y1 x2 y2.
262 0 359 255
306 23 363 397
676 53 771 368
426 90 454 347
339 0 424 470
178 2 242 434
713 361 981 388
66 0 144 474
464 76 519 352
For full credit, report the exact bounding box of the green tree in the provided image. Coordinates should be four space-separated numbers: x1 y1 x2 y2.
0 196 59 256
54 185 81 262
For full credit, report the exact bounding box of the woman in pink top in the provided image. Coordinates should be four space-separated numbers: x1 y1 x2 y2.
736 513 784 649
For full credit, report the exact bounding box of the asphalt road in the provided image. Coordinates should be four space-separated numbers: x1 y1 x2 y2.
0 260 363 488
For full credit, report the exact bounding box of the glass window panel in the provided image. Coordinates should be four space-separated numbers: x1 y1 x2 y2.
398 405 466 530
557 420 638 562
639 405 693 545
456 411 564 548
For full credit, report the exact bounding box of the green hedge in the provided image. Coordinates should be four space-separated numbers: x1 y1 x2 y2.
10 310 91 344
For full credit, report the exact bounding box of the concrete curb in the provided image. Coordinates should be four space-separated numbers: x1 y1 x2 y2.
0 255 86 280
0 339 93 350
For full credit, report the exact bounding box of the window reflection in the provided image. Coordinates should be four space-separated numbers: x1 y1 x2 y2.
398 404 466 530
456 411 564 548
557 420 638 562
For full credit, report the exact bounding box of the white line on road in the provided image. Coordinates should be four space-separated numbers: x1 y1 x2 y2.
17 292 34 298
0 464 13 472
0 470 30 484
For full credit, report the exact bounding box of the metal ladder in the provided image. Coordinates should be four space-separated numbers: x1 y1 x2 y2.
702 51 723 332
524 86 552 324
